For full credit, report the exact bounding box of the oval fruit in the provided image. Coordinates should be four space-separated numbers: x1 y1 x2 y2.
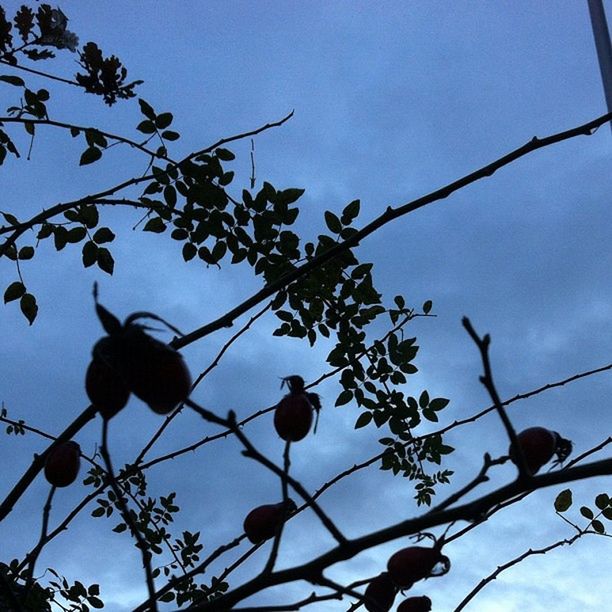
121 330 192 414
397 596 432 612
85 358 130 419
364 572 397 612
509 427 557 474
44 441 81 488
243 500 296 544
274 394 313 441
387 546 450 587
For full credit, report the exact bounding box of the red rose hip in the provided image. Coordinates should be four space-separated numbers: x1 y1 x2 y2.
387 546 450 588
509 427 572 474
364 572 397 612
85 358 130 419
274 394 313 441
243 500 297 544
44 441 81 488
397 596 432 612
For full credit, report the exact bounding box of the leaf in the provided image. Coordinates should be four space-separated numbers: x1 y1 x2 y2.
87 597 104 609
79 146 102 166
66 227 87 243
138 98 156 120
580 506 594 520
0 75 25 87
335 389 353 407
423 300 433 314
144 217 166 233
93 227 115 244
341 199 360 224
20 293 38 324
324 210 342 234
18 246 34 260
136 120 156 134
1 211 19 226
355 412 373 429
419 390 430 409
430 398 449 411
591 519 605 534
155 112 173 129
4 281 26 303
595 493 610 510
163 185 177 207
82 241 98 267
554 489 573 512
182 243 197 262
215 147 235 161
97 248 114 275
162 130 180 141
278 188 304 205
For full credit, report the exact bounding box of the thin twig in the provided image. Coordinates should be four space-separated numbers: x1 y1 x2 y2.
454 531 586 611
263 441 292 575
23 486 55 594
462 317 528 478
100 421 158 612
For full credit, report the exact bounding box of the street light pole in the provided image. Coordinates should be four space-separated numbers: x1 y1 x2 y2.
587 0 612 130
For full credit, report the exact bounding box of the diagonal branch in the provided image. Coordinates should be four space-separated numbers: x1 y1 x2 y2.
172 111 612 349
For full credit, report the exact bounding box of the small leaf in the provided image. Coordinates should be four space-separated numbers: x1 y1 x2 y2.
595 493 610 510
79 146 102 166
335 389 353 407
554 489 573 512
430 398 449 411
4 281 26 303
1 211 19 226
423 300 433 314
162 130 180 141
591 519 605 534
87 597 104 609
355 412 373 429
182 243 197 262
144 217 166 233
93 227 115 244
20 293 38 324
82 241 98 267
138 98 156 120
0 75 25 87
97 248 114 275
215 148 235 161
18 246 34 260
324 211 342 234
155 112 173 129
66 227 87 243
580 506 594 520
341 199 360 224
136 120 156 134
163 185 177 207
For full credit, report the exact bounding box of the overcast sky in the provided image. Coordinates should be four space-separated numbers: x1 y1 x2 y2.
1 1 611 611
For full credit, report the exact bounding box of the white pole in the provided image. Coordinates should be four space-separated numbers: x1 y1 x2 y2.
587 0 612 130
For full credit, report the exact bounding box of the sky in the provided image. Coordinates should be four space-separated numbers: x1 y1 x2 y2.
1 1 611 611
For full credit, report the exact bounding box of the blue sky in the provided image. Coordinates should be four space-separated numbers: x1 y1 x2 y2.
1 1 611 611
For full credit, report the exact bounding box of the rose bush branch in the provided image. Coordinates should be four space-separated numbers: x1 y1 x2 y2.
171 111 612 350
193 456 612 611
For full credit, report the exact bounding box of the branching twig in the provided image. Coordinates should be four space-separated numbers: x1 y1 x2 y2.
462 317 528 477
100 421 158 612
23 486 55 595
454 531 586 611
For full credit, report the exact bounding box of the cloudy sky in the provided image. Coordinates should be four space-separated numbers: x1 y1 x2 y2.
1 1 611 611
